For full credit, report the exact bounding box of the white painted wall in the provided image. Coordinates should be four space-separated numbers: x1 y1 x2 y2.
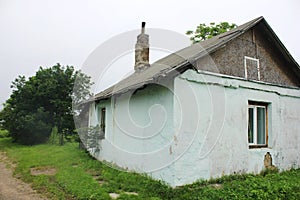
170 69 300 186
89 69 300 187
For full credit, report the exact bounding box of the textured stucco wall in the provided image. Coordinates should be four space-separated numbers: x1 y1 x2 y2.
169 69 300 186
89 82 177 184
89 69 300 187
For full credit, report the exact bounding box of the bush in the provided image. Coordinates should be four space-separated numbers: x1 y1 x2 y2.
0 129 9 138
48 126 59 145
12 107 52 145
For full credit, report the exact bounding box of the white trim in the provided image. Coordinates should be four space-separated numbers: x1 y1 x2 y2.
248 105 255 145
257 59 260 81
244 56 248 79
195 69 299 90
248 103 267 146
244 56 260 80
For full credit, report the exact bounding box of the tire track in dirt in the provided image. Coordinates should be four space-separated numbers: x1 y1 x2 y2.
0 152 47 200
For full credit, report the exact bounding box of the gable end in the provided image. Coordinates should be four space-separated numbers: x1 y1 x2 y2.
195 23 300 87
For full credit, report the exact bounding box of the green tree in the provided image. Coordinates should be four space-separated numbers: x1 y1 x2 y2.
0 64 92 145
186 22 237 43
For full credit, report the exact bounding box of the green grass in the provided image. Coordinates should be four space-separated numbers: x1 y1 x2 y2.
0 137 300 199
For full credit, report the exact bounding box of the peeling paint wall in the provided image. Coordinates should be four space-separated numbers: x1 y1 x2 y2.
170 69 300 186
89 82 178 185
89 69 300 187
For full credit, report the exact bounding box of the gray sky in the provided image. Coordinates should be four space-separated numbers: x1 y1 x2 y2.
1 0 299 108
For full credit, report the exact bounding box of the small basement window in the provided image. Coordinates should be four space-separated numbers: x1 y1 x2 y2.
248 101 268 148
244 56 260 80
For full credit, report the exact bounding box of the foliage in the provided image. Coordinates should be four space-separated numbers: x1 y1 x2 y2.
47 126 61 145
0 138 300 199
186 22 237 43
0 129 9 138
0 64 92 145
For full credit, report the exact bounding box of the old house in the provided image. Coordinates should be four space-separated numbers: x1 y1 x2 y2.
87 17 300 186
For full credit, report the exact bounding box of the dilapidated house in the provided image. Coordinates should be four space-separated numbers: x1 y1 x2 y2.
87 17 300 186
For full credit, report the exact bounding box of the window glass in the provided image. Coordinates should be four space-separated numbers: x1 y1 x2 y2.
101 108 106 133
257 107 265 144
248 102 268 147
248 107 254 143
97 107 106 139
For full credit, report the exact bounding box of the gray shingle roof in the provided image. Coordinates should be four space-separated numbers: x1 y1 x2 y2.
92 16 300 101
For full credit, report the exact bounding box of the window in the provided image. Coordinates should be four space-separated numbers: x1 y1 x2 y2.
244 56 260 80
97 107 106 139
248 102 268 147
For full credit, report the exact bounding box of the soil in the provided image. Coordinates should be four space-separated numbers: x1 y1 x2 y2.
0 152 47 200
30 167 57 176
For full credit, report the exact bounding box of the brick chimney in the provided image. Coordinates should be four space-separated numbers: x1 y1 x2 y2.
134 22 150 71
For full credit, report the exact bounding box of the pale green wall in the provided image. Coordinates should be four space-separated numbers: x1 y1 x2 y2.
89 69 300 187
169 69 300 186
90 82 177 184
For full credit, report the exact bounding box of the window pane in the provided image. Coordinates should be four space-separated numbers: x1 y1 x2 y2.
101 108 106 133
248 107 254 143
257 107 265 144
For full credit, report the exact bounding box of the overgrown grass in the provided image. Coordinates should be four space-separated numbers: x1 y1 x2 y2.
0 138 171 199
0 137 299 199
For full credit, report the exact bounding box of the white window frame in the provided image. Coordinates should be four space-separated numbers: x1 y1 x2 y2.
248 102 268 148
244 56 260 80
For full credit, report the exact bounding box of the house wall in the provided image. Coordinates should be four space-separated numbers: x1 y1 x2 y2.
196 28 298 87
89 82 178 184
88 69 300 187
168 69 300 186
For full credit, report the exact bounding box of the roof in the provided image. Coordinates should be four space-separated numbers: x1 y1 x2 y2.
92 16 300 101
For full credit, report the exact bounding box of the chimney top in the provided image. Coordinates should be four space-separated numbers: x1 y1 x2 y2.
134 22 149 71
141 22 146 34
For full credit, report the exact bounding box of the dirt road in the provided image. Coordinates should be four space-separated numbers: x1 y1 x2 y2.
0 152 47 200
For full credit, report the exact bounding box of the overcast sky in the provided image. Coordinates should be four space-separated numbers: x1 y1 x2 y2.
0 0 299 108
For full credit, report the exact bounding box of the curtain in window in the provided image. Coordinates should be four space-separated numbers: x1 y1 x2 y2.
248 107 254 143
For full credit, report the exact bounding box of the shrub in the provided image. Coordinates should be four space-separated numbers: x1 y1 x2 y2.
48 126 59 145
0 129 9 138
12 107 52 145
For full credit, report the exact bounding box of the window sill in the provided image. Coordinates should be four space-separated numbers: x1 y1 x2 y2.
249 145 268 149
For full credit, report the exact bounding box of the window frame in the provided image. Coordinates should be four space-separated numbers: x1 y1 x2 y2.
100 108 106 134
97 107 106 139
248 101 268 148
244 56 260 81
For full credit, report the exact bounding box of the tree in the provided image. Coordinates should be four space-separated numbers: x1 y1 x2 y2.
0 64 92 145
186 22 237 43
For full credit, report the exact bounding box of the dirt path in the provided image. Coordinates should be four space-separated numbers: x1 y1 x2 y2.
0 152 47 200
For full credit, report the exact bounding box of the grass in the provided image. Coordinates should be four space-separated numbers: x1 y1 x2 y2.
0 137 300 199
